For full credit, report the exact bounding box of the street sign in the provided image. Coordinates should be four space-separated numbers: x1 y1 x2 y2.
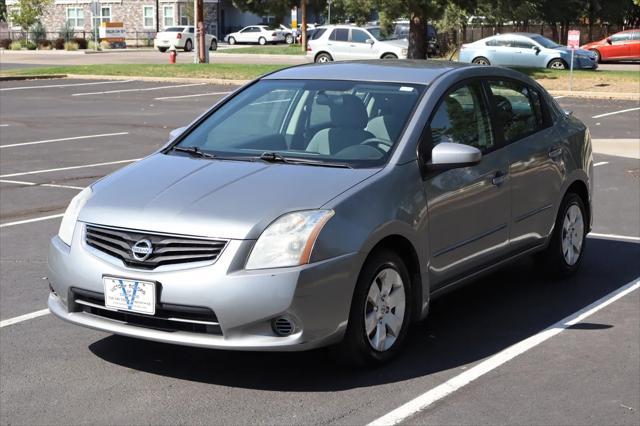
291 7 297 30
99 22 126 42
567 30 580 49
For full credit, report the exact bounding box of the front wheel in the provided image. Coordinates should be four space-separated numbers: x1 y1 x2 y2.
158 47 167 53
285 34 294 44
184 39 193 52
315 52 333 63
258 37 266 45
538 192 587 278
228 36 236 45
210 39 218 51
472 56 490 65
330 249 412 367
381 53 398 59
591 49 601 63
548 58 568 69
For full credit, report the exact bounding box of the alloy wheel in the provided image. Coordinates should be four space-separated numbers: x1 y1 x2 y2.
364 268 406 352
561 204 584 266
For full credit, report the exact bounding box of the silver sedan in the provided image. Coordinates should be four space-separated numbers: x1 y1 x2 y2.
48 61 593 366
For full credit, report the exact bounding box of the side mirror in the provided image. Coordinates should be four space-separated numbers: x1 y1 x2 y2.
169 126 187 140
429 142 482 169
533 46 541 53
366 38 375 45
606 37 612 44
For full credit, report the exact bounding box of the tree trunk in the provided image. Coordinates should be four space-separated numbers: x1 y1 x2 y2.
408 11 426 59
550 22 559 43
301 0 307 53
197 0 205 63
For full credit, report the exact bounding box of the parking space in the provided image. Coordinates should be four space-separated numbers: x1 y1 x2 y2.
0 78 638 425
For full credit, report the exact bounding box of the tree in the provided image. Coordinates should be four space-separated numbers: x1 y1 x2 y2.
231 0 296 23
8 0 52 32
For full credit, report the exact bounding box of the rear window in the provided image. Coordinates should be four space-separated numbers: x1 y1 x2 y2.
164 27 185 32
311 28 327 40
330 28 349 42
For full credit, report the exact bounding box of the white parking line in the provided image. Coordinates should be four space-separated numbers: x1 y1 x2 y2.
155 91 232 100
0 132 129 149
589 232 640 242
73 83 207 97
553 96 567 99
592 107 640 119
0 124 9 127
0 179 84 190
369 277 640 426
0 80 135 91
0 309 50 328
0 158 140 178
593 161 609 167
0 213 64 228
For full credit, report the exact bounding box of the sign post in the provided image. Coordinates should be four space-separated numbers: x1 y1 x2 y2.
567 30 580 92
327 0 332 24
91 1 100 50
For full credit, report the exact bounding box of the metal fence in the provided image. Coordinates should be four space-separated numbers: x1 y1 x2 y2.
2 30 158 48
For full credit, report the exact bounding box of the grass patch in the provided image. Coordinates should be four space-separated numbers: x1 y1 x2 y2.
512 67 640 92
220 44 306 55
0 63 290 80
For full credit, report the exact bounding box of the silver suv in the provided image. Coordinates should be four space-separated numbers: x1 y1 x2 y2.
48 61 592 366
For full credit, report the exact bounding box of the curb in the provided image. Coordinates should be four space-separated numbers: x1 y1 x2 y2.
65 74 250 85
0 74 67 81
547 90 640 101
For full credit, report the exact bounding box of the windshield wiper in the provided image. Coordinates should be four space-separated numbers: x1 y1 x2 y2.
171 146 215 159
259 152 353 168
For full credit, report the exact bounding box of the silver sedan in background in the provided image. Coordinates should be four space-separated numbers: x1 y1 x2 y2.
48 61 593 367
459 33 598 69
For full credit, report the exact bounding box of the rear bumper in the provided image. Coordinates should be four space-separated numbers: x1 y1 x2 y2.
47 225 364 351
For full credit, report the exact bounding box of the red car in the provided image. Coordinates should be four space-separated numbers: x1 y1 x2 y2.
581 29 640 63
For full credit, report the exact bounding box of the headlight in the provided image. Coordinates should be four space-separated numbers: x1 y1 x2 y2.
401 48 408 55
245 210 334 270
58 187 92 246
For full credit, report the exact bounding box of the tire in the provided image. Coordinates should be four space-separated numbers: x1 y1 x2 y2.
472 56 491 65
184 39 192 52
315 52 333 63
381 53 398 59
285 34 294 44
158 47 167 53
228 36 236 46
538 192 587 278
547 58 568 69
591 49 601 63
330 249 412 367
258 37 266 45
210 39 218 51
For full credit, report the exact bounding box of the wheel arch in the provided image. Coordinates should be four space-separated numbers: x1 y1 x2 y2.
314 51 332 62
565 179 591 232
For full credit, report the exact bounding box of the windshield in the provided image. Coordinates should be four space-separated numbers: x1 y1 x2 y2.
171 80 424 168
367 27 397 41
530 35 561 48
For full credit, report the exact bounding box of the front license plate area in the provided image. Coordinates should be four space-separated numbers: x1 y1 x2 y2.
103 276 156 315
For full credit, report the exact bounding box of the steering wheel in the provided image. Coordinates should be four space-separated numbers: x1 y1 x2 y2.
361 138 393 153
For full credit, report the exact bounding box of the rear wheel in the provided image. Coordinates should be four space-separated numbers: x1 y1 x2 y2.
472 56 490 65
330 249 412 367
210 39 218 51
591 49 601 63
228 36 236 45
381 53 398 59
258 37 266 45
158 47 167 53
315 52 333 63
538 192 587 278
548 58 568 69
184 39 193 52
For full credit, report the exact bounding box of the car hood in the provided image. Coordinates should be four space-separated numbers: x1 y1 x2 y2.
553 46 594 57
80 153 379 240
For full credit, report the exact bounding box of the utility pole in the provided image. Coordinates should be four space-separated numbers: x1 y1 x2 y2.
301 0 307 53
193 0 206 63
327 0 331 25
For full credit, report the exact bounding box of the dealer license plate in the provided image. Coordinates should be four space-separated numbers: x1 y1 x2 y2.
103 276 156 315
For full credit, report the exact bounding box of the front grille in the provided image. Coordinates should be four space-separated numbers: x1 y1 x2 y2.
85 224 227 270
70 288 222 335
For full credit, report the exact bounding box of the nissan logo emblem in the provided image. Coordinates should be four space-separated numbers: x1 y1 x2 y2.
131 239 153 261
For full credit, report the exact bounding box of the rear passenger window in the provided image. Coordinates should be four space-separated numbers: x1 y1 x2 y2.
429 83 494 151
488 80 545 142
351 29 369 43
330 28 349 42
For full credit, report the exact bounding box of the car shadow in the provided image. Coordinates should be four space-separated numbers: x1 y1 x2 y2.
89 238 639 391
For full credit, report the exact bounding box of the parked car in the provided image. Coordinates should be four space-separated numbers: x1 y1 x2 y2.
48 61 592 366
393 20 440 56
307 25 407 62
224 25 285 45
278 24 295 44
154 26 218 52
581 29 640 63
459 33 598 69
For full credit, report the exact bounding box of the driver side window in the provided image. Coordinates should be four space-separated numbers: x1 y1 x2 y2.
429 83 494 151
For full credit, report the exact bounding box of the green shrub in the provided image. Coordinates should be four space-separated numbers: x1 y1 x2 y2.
25 40 37 50
30 22 47 42
100 40 112 49
37 39 53 49
71 37 88 49
0 39 12 49
87 40 101 50
58 23 75 41
53 38 65 50
64 41 79 51
10 41 23 50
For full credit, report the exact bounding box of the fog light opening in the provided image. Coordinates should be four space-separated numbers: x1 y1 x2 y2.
272 316 295 337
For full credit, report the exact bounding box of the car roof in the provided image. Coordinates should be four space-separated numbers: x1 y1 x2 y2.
262 60 472 85
496 32 541 38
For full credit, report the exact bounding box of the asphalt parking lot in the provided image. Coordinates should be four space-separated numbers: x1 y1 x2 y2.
0 78 638 425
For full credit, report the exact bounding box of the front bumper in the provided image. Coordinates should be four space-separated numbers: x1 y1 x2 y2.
48 223 363 351
573 56 598 69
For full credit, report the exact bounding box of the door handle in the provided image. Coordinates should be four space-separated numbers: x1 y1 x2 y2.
548 146 563 159
492 171 507 186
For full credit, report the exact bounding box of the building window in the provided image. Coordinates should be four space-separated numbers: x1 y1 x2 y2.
143 6 155 28
97 6 111 24
163 5 174 27
67 8 85 28
179 4 190 25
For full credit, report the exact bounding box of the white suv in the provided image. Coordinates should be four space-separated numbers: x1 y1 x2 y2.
307 25 408 62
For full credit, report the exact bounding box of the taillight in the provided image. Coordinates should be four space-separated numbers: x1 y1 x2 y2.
307 46 312 51
177 33 182 39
